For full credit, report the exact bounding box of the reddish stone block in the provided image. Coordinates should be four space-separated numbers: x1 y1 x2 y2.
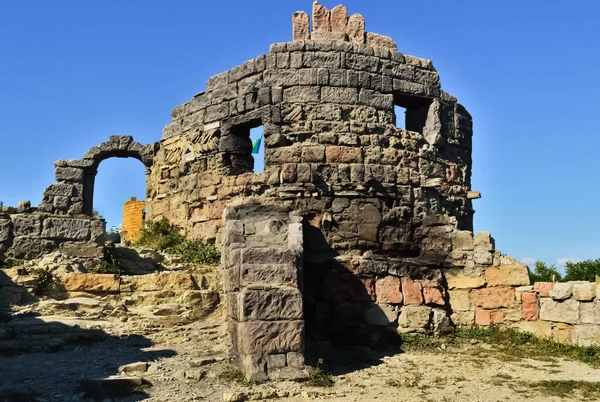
423 286 446 306
375 276 402 304
475 309 491 326
470 287 515 309
521 291 538 321
534 282 553 297
490 310 504 324
401 278 423 305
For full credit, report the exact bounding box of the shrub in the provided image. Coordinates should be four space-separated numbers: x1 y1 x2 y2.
564 259 600 282
217 366 247 385
31 267 55 295
529 261 562 283
0 258 24 269
134 217 220 265
134 217 185 251
305 359 335 387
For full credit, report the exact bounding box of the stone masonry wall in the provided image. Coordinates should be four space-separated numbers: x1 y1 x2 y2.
221 202 305 381
445 230 600 347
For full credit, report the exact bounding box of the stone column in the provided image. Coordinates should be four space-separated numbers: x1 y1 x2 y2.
222 202 305 381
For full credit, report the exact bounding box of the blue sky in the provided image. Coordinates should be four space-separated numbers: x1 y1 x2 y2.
1 1 598 271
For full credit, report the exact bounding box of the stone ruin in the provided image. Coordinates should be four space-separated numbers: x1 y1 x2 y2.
2 1 600 382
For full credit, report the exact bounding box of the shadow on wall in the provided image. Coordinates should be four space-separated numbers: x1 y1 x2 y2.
0 270 176 401
302 218 403 375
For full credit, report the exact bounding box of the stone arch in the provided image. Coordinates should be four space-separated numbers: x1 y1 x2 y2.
38 136 154 216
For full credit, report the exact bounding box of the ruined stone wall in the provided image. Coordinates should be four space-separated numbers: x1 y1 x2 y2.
0 136 155 261
0 210 105 260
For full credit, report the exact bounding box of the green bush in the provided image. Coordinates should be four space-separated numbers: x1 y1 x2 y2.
134 217 185 251
529 261 562 283
134 217 220 265
31 267 55 295
305 358 335 387
564 259 600 282
0 258 24 269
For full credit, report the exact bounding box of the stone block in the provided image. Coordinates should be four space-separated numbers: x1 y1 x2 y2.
534 282 553 297
485 264 530 287
401 278 423 305
446 272 486 290
473 250 493 265
330 5 348 32
490 310 504 324
325 146 362 163
398 305 432 331
240 264 297 286
363 303 397 326
239 287 303 321
539 298 580 324
283 86 320 103
41 218 91 240
521 292 538 321
237 320 304 355
59 273 119 293
312 1 331 32
451 310 475 326
9 236 56 259
579 301 600 324
552 325 574 345
346 14 365 44
292 11 310 41
573 282 596 301
287 352 305 369
449 290 471 311
365 32 398 51
471 287 515 309
321 87 358 104
473 231 494 250
375 276 402 304
475 309 491 326
423 286 445 306
0 219 12 242
573 325 600 347
549 283 573 301
267 354 287 370
452 230 473 251
511 321 553 338
55 167 84 183
124 273 198 292
241 354 268 383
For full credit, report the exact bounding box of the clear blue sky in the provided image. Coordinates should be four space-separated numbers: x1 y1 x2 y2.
1 1 599 271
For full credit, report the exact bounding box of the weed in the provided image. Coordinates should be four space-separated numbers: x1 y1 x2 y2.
217 366 248 385
529 380 600 398
0 258 24 269
305 359 335 387
134 217 220 265
88 262 120 275
31 267 54 295
399 326 600 368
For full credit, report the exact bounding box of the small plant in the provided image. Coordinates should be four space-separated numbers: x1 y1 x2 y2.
529 380 600 398
0 258 24 269
134 217 221 265
88 261 120 275
31 267 55 295
134 217 185 251
217 366 248 385
305 358 335 387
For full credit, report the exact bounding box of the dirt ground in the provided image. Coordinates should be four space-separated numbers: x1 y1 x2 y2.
1 300 600 402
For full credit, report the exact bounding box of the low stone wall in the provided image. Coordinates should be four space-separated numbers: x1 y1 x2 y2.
447 255 600 347
0 211 105 260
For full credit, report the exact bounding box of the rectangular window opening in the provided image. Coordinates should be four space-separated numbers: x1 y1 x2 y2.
393 92 433 134
250 125 264 173
226 118 264 175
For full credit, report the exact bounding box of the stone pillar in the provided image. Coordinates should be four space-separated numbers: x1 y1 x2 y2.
121 197 146 243
292 11 310 41
347 13 365 44
222 202 305 381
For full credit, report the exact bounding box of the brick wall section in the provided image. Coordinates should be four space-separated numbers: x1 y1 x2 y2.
121 197 146 243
